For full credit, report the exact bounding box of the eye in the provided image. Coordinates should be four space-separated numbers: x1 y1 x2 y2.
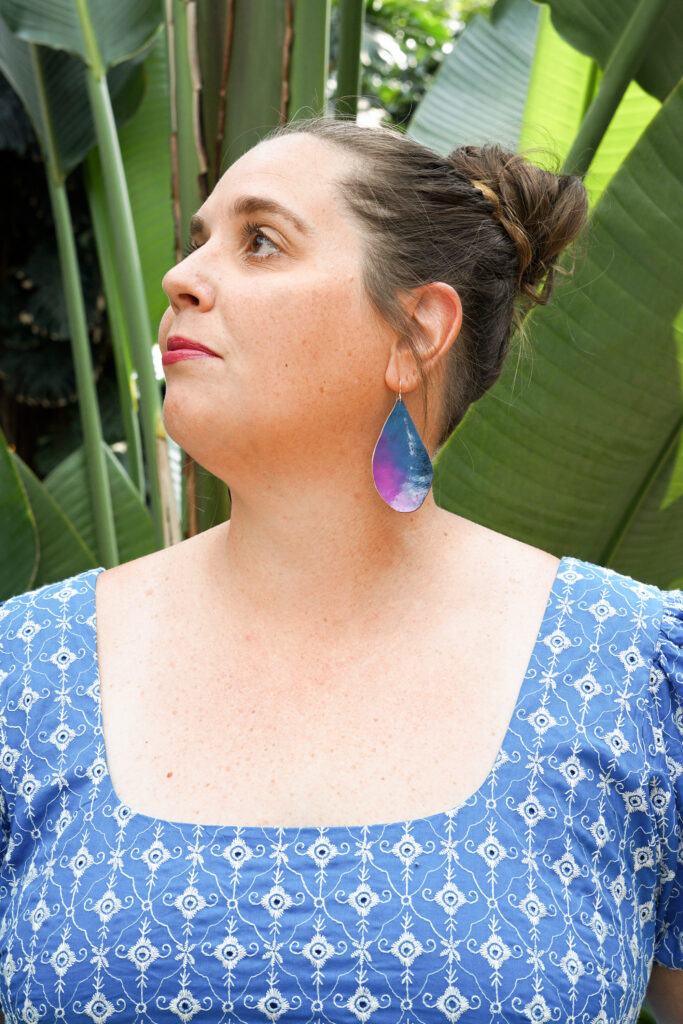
241 220 281 260
183 239 201 258
181 224 281 262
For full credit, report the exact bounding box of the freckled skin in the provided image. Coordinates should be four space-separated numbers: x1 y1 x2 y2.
108 133 573 837
157 132 464 634
98 133 583 856
159 135 397 488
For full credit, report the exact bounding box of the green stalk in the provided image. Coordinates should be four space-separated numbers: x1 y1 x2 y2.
335 0 364 119
289 0 331 119
203 0 290 165
30 44 118 567
83 148 145 497
74 0 180 550
578 60 601 123
169 0 207 249
562 0 669 177
599 409 683 569
192 0 231 191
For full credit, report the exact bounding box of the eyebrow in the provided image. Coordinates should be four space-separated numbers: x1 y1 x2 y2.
189 195 311 239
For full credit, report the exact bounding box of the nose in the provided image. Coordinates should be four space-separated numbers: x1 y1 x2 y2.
161 255 215 314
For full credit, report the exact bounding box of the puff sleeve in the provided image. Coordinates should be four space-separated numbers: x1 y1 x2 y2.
0 590 21 870
651 586 683 969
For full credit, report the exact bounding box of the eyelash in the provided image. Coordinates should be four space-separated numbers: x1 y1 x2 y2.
182 221 280 261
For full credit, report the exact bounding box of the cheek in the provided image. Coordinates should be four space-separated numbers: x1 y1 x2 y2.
249 272 375 380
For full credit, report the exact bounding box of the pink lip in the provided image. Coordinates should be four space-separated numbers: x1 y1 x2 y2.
162 350 217 365
162 335 221 365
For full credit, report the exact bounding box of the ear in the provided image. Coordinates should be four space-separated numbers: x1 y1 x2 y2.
385 282 463 393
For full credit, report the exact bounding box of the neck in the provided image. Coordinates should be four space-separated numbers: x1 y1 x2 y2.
192 486 466 637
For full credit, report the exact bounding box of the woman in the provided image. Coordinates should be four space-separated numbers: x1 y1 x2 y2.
0 117 681 1022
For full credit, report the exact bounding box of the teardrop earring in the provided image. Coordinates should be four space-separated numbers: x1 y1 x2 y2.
371 378 433 512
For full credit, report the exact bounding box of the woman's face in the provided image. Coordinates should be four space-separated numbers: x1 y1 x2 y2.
159 132 399 485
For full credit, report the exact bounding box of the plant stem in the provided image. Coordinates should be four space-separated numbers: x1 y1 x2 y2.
74 0 180 549
336 0 364 119
31 44 118 567
83 149 145 497
289 0 331 119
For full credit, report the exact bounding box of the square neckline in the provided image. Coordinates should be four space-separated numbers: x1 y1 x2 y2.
88 555 568 836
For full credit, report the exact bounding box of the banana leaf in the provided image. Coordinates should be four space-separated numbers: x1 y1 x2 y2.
0 434 156 597
0 428 37 600
409 0 660 211
408 0 542 154
519 4 660 204
0 0 162 71
0 14 148 180
432 81 683 589
12 453 97 584
43 443 155 564
535 0 682 103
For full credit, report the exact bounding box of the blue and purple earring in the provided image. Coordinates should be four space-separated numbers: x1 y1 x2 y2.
372 378 433 512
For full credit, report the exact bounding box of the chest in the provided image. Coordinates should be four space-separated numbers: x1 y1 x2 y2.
96 599 547 830
6 610 662 1024
0 558 668 1022
4 758 659 1024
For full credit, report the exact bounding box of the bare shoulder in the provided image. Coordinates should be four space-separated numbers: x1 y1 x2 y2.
480 522 561 573
103 521 226 581
95 524 224 624
436 510 562 586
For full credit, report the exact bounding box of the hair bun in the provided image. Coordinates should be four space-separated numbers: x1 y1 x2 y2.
449 144 589 305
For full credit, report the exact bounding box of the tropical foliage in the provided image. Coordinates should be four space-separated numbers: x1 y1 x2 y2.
412 0 682 593
0 5 680 1017
330 0 474 125
0 0 681 620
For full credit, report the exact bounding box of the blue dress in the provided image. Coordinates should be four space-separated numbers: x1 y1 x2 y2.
0 555 682 1023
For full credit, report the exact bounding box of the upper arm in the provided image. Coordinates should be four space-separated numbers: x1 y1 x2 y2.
645 963 683 1024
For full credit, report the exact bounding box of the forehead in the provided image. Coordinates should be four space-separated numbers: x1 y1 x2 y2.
209 133 358 226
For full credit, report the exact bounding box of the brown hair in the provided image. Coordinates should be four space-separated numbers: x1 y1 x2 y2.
264 116 589 454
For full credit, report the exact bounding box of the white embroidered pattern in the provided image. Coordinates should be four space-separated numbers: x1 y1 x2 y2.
0 559 681 1022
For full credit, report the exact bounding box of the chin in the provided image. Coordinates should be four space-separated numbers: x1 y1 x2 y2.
162 393 238 480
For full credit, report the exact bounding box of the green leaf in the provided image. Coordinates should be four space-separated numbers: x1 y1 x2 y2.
519 2 661 206
408 0 542 152
0 428 38 600
11 453 97 585
408 0 662 210
43 443 156 564
516 2 595 163
0 16 149 177
433 81 683 590
0 0 163 71
578 80 660 206
534 0 683 103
